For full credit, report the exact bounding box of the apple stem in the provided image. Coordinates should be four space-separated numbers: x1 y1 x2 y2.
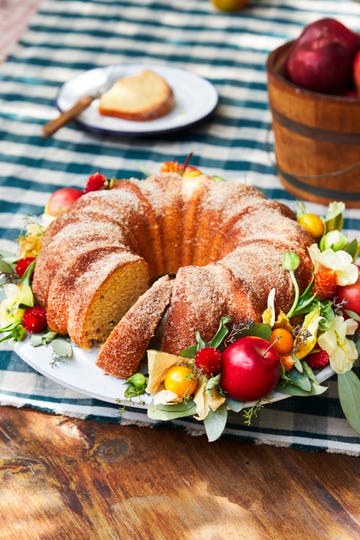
262 339 278 358
182 151 194 171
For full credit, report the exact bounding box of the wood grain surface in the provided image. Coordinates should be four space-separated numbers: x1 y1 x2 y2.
0 406 359 540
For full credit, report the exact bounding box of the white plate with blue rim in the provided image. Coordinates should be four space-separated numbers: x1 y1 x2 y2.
55 64 219 137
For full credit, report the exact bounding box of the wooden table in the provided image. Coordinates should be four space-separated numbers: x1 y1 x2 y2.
1 406 359 539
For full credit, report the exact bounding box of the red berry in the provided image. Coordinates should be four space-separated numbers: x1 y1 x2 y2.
305 349 330 370
15 257 36 278
313 269 337 300
195 347 222 377
22 307 47 333
84 172 109 194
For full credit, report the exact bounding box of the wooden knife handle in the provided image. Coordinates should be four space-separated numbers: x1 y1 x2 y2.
42 95 95 137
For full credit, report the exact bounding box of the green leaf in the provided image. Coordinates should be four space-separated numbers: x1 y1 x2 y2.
195 331 206 350
51 338 72 358
325 202 345 232
338 371 360 434
203 403 228 442
21 259 36 287
0 259 14 274
209 315 232 348
294 355 303 373
179 344 197 358
18 284 34 308
318 301 335 331
343 309 360 323
147 400 197 420
226 397 244 412
242 323 272 340
345 239 359 261
205 373 221 391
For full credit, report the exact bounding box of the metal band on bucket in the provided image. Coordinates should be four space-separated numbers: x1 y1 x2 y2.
278 166 360 202
272 109 360 146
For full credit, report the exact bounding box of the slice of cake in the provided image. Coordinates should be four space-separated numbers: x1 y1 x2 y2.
98 69 174 121
96 275 173 378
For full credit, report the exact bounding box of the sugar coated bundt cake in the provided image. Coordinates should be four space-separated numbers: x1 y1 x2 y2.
32 172 313 378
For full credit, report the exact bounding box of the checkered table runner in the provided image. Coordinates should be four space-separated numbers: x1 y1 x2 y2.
0 0 359 454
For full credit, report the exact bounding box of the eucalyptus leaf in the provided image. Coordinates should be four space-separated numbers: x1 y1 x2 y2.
148 400 197 420
286 368 312 391
226 397 244 413
0 259 14 274
30 334 44 347
51 338 72 358
203 403 228 442
338 371 360 434
277 381 327 396
343 309 360 323
0 250 19 263
309 382 328 396
302 361 318 383
294 355 303 373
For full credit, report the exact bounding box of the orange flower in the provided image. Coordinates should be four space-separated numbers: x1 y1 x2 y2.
313 268 337 300
280 354 295 371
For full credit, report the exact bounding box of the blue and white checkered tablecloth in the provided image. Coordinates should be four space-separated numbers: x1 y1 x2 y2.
0 0 359 454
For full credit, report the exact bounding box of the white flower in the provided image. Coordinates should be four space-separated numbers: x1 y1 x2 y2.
308 244 358 286
318 316 358 374
262 288 276 327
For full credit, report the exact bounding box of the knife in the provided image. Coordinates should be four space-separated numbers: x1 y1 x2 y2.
42 69 119 138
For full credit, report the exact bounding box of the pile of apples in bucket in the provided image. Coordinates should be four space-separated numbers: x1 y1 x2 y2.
285 18 360 96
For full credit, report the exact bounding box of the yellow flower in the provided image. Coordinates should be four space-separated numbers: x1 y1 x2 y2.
317 316 358 374
0 284 25 325
308 244 358 286
18 222 46 258
294 308 322 359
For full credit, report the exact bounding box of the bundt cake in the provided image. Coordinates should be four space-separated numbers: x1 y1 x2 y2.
31 172 313 378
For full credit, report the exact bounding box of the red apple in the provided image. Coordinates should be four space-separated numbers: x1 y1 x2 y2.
45 187 83 217
353 50 360 95
293 18 360 57
336 267 360 317
285 38 353 94
285 18 360 94
220 336 281 402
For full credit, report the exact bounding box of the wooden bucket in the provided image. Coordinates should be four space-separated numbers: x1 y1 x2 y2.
266 42 360 208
